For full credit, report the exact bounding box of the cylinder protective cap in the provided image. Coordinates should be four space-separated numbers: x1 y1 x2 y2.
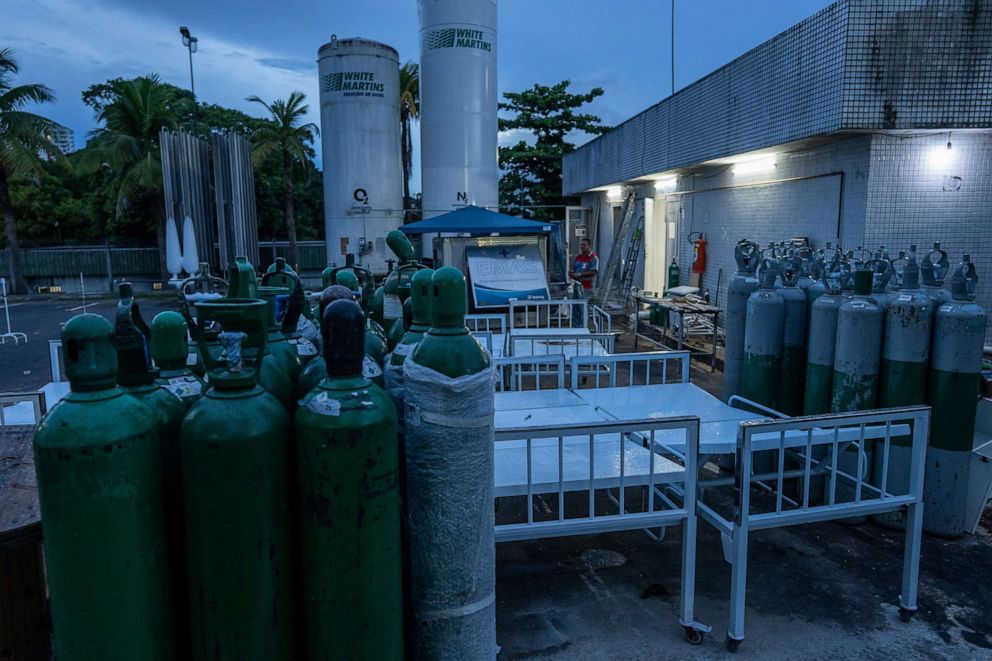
322 299 366 377
411 269 434 325
63 313 118 390
151 311 190 370
431 267 467 327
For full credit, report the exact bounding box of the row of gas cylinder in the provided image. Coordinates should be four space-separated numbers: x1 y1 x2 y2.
724 239 987 537
32 230 492 659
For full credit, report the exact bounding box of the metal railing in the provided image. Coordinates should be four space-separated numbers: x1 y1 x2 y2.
569 351 691 389
494 355 566 391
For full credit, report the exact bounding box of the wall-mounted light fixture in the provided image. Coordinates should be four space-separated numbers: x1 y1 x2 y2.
927 139 954 170
653 175 678 193
732 155 777 176
606 186 623 201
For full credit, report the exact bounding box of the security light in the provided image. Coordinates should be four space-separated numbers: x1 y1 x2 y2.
180 26 190 47
732 156 777 176
654 176 678 192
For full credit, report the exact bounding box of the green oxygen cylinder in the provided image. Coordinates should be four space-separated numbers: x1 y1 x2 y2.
873 247 932 530
404 267 496 659
265 256 296 274
777 258 808 416
371 285 386 326
264 263 319 366
667 257 681 291
151 310 203 410
335 268 361 296
296 299 402 659
320 261 337 288
181 297 296 659
385 268 434 428
114 284 188 590
831 270 884 412
740 260 784 410
34 314 176 659
387 297 413 351
383 230 426 338
924 255 986 538
328 253 376 306
258 285 303 384
803 262 848 415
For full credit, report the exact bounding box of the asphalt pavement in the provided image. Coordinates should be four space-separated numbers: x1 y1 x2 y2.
0 296 178 393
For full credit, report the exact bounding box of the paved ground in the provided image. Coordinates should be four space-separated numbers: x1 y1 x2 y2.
3 300 991 658
0 296 177 393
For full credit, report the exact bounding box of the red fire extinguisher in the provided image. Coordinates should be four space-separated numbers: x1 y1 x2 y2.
690 232 707 274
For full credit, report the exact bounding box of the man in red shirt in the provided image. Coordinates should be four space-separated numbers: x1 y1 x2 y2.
569 238 599 297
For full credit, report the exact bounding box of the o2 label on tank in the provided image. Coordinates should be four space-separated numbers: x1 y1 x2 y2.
290 338 318 356
384 294 403 320
307 391 341 417
363 356 383 379
164 376 201 399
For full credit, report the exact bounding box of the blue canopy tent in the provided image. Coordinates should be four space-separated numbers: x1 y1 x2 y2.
400 205 569 306
398 205 554 236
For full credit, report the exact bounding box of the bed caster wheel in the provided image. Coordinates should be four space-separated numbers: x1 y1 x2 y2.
684 626 703 645
725 635 742 653
899 608 915 623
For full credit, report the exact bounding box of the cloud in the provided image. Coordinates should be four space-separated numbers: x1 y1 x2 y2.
1 0 320 150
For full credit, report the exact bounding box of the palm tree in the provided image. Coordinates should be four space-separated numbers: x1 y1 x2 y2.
399 61 419 220
76 76 185 279
247 92 317 269
0 47 60 294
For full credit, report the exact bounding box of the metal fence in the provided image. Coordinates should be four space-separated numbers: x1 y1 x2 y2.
1 241 332 281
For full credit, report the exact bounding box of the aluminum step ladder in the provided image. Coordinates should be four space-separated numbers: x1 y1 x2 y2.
617 213 645 307
594 191 637 308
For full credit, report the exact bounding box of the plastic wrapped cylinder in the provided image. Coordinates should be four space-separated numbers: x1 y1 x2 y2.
403 266 496 659
403 361 496 659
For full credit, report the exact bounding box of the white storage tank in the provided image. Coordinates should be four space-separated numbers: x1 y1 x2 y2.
317 35 403 274
418 0 499 255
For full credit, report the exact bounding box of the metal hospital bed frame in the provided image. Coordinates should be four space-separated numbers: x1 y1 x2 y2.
494 416 707 643
508 298 612 334
693 407 930 651
494 351 929 651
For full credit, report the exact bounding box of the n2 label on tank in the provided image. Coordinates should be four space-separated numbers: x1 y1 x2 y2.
289 337 318 356
163 375 202 399
305 390 377 417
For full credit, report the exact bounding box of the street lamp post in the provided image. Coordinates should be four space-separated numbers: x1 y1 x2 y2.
179 26 199 136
